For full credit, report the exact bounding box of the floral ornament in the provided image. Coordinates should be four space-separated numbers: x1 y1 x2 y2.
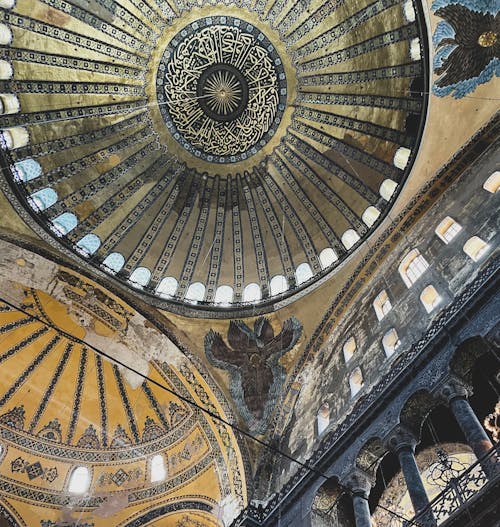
205 317 302 433
432 0 499 98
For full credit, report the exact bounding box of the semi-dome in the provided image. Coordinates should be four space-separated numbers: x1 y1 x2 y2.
0 0 428 315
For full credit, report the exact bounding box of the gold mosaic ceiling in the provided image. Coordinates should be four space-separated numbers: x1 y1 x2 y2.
0 0 428 314
0 268 247 526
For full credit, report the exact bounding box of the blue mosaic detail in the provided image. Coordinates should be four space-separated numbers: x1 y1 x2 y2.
431 0 499 98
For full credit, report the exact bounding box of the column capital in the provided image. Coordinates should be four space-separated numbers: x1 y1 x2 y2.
384 424 418 454
433 375 473 405
341 468 374 498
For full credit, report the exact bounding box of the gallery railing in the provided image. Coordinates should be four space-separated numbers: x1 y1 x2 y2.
399 444 500 527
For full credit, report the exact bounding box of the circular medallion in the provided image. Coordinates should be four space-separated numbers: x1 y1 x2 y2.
157 17 287 163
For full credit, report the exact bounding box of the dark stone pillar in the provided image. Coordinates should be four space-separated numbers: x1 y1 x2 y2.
386 426 437 526
342 468 373 527
352 493 371 527
437 377 499 478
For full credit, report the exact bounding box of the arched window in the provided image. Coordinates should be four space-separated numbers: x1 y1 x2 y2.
76 234 101 256
0 60 13 79
317 402 330 436
463 236 488 262
13 159 42 182
403 0 416 22
270 275 288 296
349 367 364 397
343 337 356 363
101 252 125 274
68 466 91 494
129 267 151 288
214 285 233 304
243 283 261 302
379 179 398 201
382 328 400 357
399 249 429 288
0 93 20 114
319 247 338 269
362 206 380 227
483 171 500 193
373 290 392 321
435 216 462 244
393 147 411 170
51 212 78 236
29 188 58 211
341 229 360 250
410 37 421 61
150 454 167 483
295 262 313 285
1 127 29 149
420 285 441 313
185 282 205 302
156 276 178 298
0 24 12 46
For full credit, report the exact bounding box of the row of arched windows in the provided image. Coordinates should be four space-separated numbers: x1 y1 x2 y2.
317 172 498 434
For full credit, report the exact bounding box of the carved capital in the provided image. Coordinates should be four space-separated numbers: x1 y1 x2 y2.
384 425 418 454
341 468 374 498
433 375 472 405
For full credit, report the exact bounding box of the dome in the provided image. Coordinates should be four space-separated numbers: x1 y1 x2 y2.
0 0 428 315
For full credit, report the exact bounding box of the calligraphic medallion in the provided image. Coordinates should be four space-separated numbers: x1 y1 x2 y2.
157 17 287 164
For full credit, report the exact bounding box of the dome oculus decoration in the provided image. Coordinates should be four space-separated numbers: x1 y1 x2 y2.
0 0 429 315
158 17 287 163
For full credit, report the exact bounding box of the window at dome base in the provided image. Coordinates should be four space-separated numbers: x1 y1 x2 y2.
319 248 338 270
51 212 78 236
156 277 178 298
101 252 125 274
129 267 151 288
243 283 261 303
13 159 42 183
28 188 57 211
270 275 288 296
185 282 205 303
214 285 234 305
76 234 101 256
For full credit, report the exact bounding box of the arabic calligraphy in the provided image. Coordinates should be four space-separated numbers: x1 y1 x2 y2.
157 17 287 163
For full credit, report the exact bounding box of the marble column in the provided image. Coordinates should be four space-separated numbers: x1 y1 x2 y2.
342 468 373 527
386 426 437 526
436 377 499 478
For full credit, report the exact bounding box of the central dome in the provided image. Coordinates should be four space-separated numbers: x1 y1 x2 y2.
0 0 428 316
158 17 287 163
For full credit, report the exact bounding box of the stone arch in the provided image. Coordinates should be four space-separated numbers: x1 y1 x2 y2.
311 476 354 527
449 335 493 384
399 389 437 438
355 437 387 478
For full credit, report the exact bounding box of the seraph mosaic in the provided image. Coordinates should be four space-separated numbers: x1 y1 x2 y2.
432 0 499 98
205 317 302 433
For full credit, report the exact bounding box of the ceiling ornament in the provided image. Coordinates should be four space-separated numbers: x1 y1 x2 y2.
158 17 286 163
205 316 302 433
0 0 429 315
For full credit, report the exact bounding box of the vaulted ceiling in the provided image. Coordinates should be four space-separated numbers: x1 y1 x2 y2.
0 0 428 314
0 0 498 526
